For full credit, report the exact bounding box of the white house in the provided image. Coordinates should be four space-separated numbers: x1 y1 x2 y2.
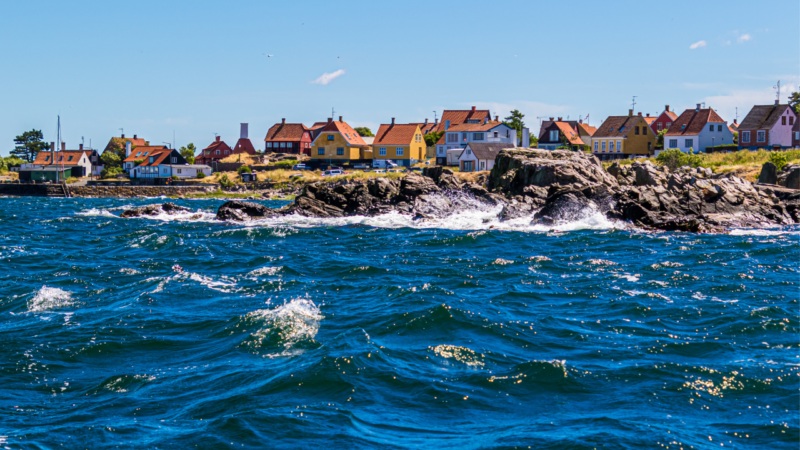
160 164 213 178
662 104 733 154
435 121 519 166
457 143 508 172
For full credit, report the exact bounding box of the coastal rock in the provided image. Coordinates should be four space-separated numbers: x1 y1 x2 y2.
777 164 799 189
757 161 778 185
400 173 440 199
120 202 191 218
216 200 281 221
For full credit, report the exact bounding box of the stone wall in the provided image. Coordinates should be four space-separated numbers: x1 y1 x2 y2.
0 184 214 198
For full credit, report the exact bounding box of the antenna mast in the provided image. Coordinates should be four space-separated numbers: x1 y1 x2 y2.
776 80 781 103
631 96 637 113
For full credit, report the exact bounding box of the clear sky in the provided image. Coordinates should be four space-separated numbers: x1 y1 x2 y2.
1 0 798 156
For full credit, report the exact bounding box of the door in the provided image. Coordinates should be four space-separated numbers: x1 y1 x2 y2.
463 161 474 172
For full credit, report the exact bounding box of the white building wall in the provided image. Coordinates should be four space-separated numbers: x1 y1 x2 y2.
664 135 700 153
769 109 797 147
697 123 734 151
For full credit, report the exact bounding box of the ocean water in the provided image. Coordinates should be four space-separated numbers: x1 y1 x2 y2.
0 196 798 449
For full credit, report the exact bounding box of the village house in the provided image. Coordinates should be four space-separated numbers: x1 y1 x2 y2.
372 119 426 167
650 106 678 134
435 119 517 165
577 122 597 147
537 118 586 150
20 142 101 181
432 107 492 164
126 146 210 179
729 120 739 134
591 111 657 160
662 105 733 154
738 101 798 150
195 137 233 165
123 145 171 175
309 117 372 168
264 119 313 155
457 143 507 172
103 134 148 156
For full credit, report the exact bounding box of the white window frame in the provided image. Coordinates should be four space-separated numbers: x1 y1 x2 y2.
593 141 598 152
609 141 615 152
379 147 387 156
266 142 272 148
396 147 404 156
601 141 606 152
756 130 766 142
447 133 458 143
669 139 678 148
616 140 622 152
473 133 484 140
742 131 750 142
685 139 693 148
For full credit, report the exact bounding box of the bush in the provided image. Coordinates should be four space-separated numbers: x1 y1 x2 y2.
769 152 787 171
655 148 702 171
100 167 123 179
133 159 144 166
270 160 295 167
65 177 79 184
171 175 179 180
196 171 206 179
705 144 738 152
219 174 234 188
237 166 252 174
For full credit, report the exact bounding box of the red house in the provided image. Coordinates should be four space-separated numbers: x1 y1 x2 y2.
195 137 233 165
264 119 313 155
650 105 679 134
233 123 258 155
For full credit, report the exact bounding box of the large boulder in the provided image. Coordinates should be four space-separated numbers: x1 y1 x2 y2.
777 164 799 189
121 202 191 218
400 173 440 198
757 161 778 185
216 200 281 221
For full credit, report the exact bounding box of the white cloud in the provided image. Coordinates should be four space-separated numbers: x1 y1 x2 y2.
737 33 751 43
312 69 345 85
689 40 707 50
702 82 798 122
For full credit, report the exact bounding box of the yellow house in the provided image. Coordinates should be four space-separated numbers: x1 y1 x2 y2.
372 119 426 167
591 111 657 161
310 117 372 167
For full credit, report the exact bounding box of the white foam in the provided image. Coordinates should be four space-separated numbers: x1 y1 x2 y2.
729 228 796 236
28 286 73 312
246 298 323 356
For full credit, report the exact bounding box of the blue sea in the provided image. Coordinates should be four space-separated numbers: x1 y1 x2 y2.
1 196 798 449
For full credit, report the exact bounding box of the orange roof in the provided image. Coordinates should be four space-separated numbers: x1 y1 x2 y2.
104 136 147 153
644 116 657 125
665 108 726 136
431 107 492 132
313 121 368 146
33 151 88 165
136 148 174 167
373 124 422 146
443 121 503 132
578 123 597 135
554 122 583 145
310 122 328 130
265 122 310 142
123 146 170 163
202 139 232 153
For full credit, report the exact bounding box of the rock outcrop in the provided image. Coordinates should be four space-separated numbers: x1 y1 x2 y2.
120 202 191 218
215 200 284 221
777 164 800 190
757 161 778 185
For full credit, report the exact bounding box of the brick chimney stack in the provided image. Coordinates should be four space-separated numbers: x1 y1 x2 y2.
628 110 633 117
282 118 286 124
328 118 332 124
391 117 395 125
471 106 476 112
339 116 342 122
665 105 670 112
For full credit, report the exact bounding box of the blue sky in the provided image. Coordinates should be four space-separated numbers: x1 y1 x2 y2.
1 0 798 156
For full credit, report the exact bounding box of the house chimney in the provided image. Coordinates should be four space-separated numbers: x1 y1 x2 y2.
435 117 438 125
549 117 554 121
696 104 701 111
121 133 125 139
665 105 669 112
216 136 221 142
471 106 476 112
638 112 642 116
495 115 498 121
339 116 342 122
391 117 395 125
734 119 738 124
557 117 562 121
240 123 249 139
79 143 83 150
125 141 131 157
484 117 488 124
133 134 137 140
424 118 428 126
579 119 583 124
282 118 286 124
328 118 332 124
775 99 780 105
646 113 650 117
61 142 66 151
628 109 633 117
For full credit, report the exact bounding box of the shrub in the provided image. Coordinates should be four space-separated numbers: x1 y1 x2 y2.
196 171 206 179
133 159 145 166
65 177 79 184
100 167 123 179
769 152 787 171
270 160 295 167
219 174 234 188
171 175 179 180
655 148 702 171
705 144 738 152
237 166 252 174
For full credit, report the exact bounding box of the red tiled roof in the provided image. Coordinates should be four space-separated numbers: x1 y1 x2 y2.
310 122 328 130
202 139 232 153
431 108 492 132
664 108 726 136
233 138 257 155
123 146 170 163
443 121 503 132
554 122 583 145
33 151 88 165
643 116 657 125
578 123 597 135
373 124 422 146
593 115 647 138
265 123 311 142
313 121 368 146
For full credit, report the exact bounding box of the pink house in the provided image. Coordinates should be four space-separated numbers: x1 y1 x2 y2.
738 102 797 150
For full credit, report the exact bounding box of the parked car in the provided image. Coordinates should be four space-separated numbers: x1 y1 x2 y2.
353 164 369 170
321 168 344 177
292 164 309 170
372 159 398 169
387 169 401 173
374 169 386 174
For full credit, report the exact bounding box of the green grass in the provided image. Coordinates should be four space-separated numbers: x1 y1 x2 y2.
270 194 296 201
178 190 260 199
601 149 800 171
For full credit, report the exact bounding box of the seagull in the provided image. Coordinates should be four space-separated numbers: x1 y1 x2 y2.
267 54 274 57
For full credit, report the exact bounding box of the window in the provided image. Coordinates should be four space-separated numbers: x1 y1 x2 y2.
593 141 598 152
336 147 344 155
493 131 498 138
635 126 640 135
149 156 154 163
225 150 229 155
657 122 663 131
709 125 714 132
216 150 220 155
680 124 686 131
266 142 272 148
379 147 387 156
549 130 559 141
396 147 404 156
461 133 467 141
480 161 485 170
757 130 766 142
796 131 800 140
601 141 606 152
177 169 182 174
327 135 334 141
717 125 722 132
669 139 678 148
473 133 484 140
279 142 285 148
666 122 672 128
684 139 693 148
742 131 750 142
609 141 615 152
171 157 177 163
642 126 647 135
447 133 457 143
782 116 786 125
318 148 325 155
466 149 472 155
616 140 622 152
506 130 510 138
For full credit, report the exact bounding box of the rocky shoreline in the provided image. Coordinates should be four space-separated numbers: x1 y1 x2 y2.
121 150 800 233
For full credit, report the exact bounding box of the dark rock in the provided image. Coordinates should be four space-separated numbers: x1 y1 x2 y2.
400 173 439 198
757 161 778 185
777 164 799 189
121 202 191 218
216 200 280 221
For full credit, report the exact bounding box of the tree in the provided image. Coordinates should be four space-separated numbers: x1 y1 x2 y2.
354 127 374 137
733 132 738 145
12 129 48 162
102 139 128 168
504 110 525 146
656 129 666 148
424 131 444 147
101 150 122 168
789 91 800 114
529 136 539 148
179 143 197 164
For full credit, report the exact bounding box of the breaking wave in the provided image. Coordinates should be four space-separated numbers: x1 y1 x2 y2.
28 286 73 312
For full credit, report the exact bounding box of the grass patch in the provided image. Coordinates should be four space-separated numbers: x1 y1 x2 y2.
181 190 260 199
